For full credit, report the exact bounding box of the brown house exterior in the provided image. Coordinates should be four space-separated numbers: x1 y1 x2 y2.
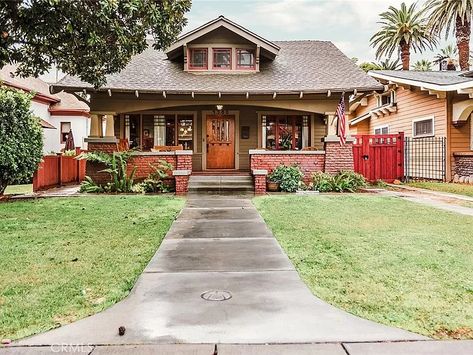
51 16 381 193
349 70 473 182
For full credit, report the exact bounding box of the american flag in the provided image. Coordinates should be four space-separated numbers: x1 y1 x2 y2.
336 92 346 145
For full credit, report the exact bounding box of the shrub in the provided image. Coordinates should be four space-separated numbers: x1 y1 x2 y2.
312 171 366 192
63 150 77 157
268 164 304 192
0 87 43 195
139 160 174 193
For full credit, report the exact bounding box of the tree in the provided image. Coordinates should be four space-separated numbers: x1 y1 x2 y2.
424 0 473 70
433 44 458 69
371 2 437 70
413 59 433 71
359 62 379 72
0 0 191 88
372 58 402 70
0 86 43 195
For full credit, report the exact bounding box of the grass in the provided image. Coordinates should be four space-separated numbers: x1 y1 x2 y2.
4 184 33 195
0 195 184 340
254 195 473 339
406 181 473 198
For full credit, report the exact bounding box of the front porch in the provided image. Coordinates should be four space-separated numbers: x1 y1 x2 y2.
85 100 355 194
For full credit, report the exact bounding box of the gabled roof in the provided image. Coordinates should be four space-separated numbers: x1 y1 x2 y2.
369 70 473 91
165 16 280 59
53 41 382 95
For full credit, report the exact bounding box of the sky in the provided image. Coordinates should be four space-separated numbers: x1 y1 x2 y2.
43 0 453 82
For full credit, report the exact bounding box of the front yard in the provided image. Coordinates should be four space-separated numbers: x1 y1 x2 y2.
406 181 473 198
254 195 473 339
0 195 184 340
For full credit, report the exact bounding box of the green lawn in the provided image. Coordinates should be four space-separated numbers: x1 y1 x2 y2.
4 184 33 195
254 195 473 339
0 195 184 340
406 181 473 198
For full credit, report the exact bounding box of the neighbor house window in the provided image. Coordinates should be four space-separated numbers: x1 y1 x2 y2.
213 48 232 69
377 91 396 107
374 125 389 135
266 115 304 150
189 48 208 69
165 114 194 150
60 122 71 143
413 117 434 138
236 48 255 69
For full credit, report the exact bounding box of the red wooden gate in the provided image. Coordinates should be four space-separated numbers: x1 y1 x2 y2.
33 155 86 191
352 133 404 182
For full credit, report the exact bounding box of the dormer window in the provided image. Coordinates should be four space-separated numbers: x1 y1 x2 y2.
213 48 232 69
189 48 208 70
236 49 255 70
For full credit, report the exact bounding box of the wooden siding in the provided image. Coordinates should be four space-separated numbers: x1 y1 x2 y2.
351 88 447 137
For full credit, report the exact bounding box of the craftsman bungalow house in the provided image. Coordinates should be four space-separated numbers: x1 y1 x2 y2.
51 16 382 193
349 70 473 182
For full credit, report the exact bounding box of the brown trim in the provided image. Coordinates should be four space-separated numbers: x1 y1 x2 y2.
49 109 90 117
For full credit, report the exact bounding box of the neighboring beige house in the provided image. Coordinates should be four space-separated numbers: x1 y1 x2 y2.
0 65 90 153
50 16 382 193
349 70 473 182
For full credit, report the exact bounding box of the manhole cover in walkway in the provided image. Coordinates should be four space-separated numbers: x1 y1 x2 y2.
201 290 232 301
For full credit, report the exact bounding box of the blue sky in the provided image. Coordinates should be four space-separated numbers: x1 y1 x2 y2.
184 0 450 64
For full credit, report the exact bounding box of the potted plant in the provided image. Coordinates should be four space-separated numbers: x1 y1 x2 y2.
267 173 280 192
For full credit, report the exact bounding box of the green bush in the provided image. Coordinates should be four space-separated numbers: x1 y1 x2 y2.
0 87 43 195
268 164 304 192
312 171 366 192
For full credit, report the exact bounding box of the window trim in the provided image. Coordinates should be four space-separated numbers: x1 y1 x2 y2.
188 48 208 70
374 125 389 135
212 48 232 70
236 48 256 70
60 122 71 144
265 115 307 150
376 91 396 107
412 116 435 138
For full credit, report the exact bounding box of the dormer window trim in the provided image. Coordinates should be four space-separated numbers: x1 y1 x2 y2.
212 48 232 70
188 48 208 70
236 48 256 70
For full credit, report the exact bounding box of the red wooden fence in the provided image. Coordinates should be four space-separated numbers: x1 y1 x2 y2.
33 155 86 191
352 133 404 182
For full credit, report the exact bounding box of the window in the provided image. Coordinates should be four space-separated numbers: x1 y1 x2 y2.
374 125 389 135
165 114 194 150
265 115 304 150
236 48 255 69
189 48 208 69
60 122 71 143
213 48 232 69
377 91 396 107
413 117 434 138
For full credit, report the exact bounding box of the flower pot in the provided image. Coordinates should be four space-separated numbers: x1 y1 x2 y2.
267 181 280 192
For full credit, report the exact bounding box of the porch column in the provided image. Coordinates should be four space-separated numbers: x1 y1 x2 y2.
261 115 267 148
325 112 337 138
124 115 131 142
302 115 309 148
89 114 101 137
104 115 115 137
154 115 166 146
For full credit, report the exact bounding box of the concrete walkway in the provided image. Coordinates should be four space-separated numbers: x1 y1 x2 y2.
7 194 473 354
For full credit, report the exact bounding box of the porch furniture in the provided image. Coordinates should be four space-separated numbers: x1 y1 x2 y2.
152 145 184 152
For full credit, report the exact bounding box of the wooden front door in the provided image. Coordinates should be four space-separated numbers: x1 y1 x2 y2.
206 115 235 169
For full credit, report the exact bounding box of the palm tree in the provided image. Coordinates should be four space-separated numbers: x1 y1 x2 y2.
425 0 473 70
371 58 402 70
371 2 437 70
413 59 433 71
433 44 458 70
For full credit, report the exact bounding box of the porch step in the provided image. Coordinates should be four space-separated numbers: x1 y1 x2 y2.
188 175 254 193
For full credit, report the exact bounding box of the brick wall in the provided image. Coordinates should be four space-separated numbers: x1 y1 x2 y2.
250 153 325 183
128 155 177 180
324 141 354 174
453 153 473 180
87 142 118 153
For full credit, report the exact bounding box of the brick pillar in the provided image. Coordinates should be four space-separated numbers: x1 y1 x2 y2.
324 138 354 174
173 150 193 195
252 169 268 194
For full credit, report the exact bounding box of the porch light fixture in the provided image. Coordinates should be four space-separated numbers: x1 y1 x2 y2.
216 104 224 111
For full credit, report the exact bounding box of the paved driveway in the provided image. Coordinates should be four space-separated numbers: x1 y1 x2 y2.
16 194 425 347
